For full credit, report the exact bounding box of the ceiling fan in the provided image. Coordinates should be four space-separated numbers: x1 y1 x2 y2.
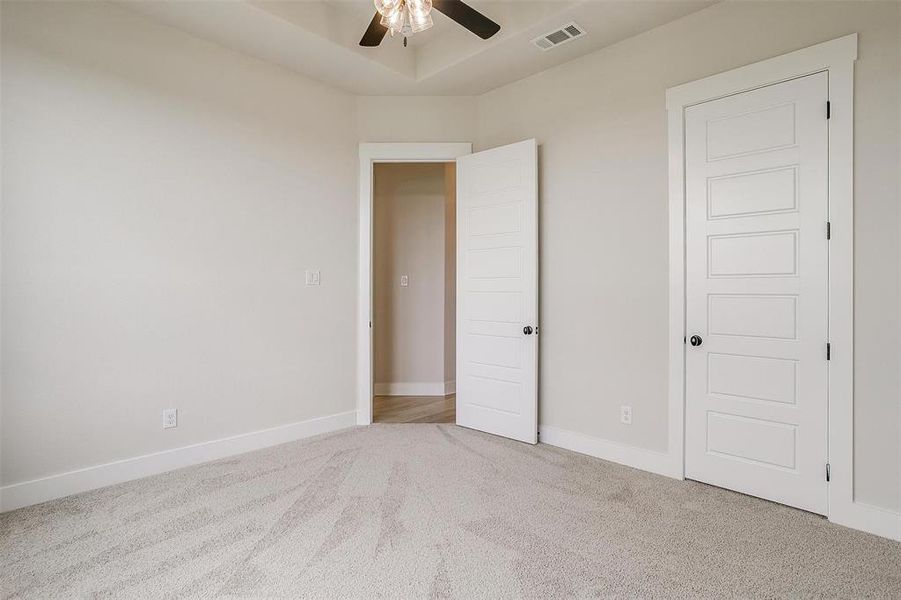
360 0 501 47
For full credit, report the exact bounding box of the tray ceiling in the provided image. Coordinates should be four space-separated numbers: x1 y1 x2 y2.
126 0 716 95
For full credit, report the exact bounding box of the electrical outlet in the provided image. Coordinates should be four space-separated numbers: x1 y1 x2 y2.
620 405 632 425
400 275 409 287
305 270 321 286
162 408 177 429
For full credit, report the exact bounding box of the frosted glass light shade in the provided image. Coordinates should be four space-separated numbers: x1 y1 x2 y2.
380 5 405 32
409 11 433 33
377 0 433 39
374 0 400 17
407 0 432 18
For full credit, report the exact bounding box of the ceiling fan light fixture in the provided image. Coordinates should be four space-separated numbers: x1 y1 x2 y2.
362 0 498 47
407 0 432 18
380 5 405 33
376 0 433 38
409 11 433 33
373 0 401 17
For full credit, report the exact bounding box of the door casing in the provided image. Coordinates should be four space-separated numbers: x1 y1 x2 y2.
357 143 472 426
667 35 861 530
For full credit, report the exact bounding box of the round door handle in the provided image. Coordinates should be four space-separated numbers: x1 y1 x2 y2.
523 326 534 335
690 335 703 347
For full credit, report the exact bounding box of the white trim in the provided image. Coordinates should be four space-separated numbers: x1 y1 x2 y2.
0 410 356 512
358 143 472 426
540 426 681 479
666 94 687 482
373 381 454 396
666 34 901 541
542 425 899 542
829 501 901 542
665 34 858 110
444 379 456 395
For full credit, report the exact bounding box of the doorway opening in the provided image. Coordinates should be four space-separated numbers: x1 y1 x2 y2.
358 140 538 444
372 162 457 423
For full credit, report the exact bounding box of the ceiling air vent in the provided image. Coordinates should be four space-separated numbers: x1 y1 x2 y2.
532 22 585 51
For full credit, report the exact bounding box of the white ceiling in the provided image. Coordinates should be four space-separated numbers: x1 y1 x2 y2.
126 0 716 95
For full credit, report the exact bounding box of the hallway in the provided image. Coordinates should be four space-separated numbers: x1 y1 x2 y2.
373 395 455 423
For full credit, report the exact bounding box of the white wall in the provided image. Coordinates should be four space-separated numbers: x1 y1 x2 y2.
373 163 450 391
476 0 901 512
1 1 358 487
2 0 899 520
356 96 478 143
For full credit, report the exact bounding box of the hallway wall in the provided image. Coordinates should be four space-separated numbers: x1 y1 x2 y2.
373 163 455 394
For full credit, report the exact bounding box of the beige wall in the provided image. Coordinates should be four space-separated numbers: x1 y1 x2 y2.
476 0 901 511
373 163 451 389
444 163 457 385
356 96 477 143
0 1 358 485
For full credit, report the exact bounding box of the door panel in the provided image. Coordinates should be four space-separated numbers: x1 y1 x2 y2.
456 139 538 444
684 73 828 514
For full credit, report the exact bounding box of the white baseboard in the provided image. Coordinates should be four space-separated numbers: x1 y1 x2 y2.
540 426 900 542
374 381 454 396
830 500 901 542
539 425 682 479
0 410 357 513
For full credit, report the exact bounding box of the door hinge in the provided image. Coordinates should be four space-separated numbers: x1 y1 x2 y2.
826 221 831 240
826 343 831 360
826 101 831 119
826 463 831 482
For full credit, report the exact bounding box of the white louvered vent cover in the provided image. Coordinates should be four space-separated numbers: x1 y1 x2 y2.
532 22 585 51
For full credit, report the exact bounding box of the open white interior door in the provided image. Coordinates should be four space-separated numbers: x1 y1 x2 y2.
456 139 538 444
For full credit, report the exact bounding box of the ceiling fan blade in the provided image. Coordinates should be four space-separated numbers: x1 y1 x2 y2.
360 11 388 47
432 0 500 40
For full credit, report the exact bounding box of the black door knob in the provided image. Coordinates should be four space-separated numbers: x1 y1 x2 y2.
523 326 533 335
690 335 703 347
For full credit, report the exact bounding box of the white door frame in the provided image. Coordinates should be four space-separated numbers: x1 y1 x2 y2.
357 142 472 426
666 34 901 540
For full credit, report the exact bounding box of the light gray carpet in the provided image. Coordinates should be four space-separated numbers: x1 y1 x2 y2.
2 424 899 599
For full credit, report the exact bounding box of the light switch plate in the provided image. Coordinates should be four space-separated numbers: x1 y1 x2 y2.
400 275 409 287
305 270 321 286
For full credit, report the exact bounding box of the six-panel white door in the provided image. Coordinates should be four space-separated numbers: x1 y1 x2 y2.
684 73 829 514
456 139 538 444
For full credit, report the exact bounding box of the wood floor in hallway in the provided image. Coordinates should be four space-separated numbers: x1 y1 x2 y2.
373 394 455 423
